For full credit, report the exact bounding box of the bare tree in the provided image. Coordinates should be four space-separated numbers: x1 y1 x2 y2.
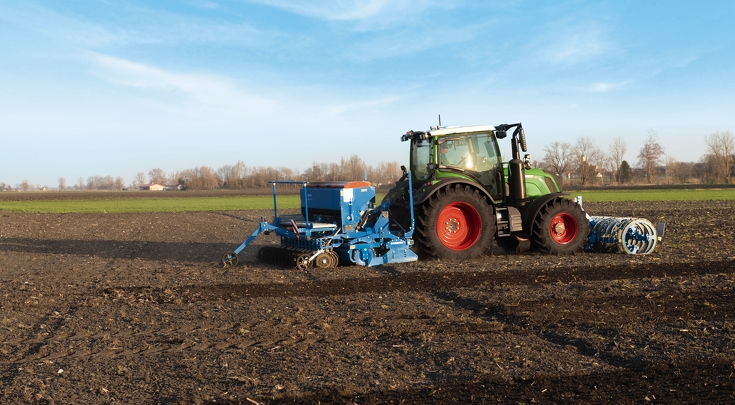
608 137 627 184
132 172 146 188
148 168 167 185
637 130 665 184
216 164 235 188
58 177 67 191
672 161 693 184
303 162 326 182
664 155 678 184
114 177 125 190
703 130 734 184
340 155 368 181
541 142 572 182
367 161 402 185
168 171 181 186
571 137 602 185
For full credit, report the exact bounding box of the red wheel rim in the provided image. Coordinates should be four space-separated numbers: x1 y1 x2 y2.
436 202 482 250
549 212 578 244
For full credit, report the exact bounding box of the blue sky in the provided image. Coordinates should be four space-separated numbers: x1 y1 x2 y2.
1 0 733 187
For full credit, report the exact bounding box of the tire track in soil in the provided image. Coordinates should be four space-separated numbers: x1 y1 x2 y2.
434 287 735 370
0 307 508 365
0 304 80 391
5 261 731 367
24 261 719 364
110 260 732 302
265 357 735 405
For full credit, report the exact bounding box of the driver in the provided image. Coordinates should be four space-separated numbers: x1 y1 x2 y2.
440 144 451 165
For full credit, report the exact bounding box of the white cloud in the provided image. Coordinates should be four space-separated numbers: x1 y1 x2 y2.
246 0 391 20
323 95 400 116
524 12 615 67
90 53 277 114
188 0 221 9
541 28 610 65
246 0 445 29
1 2 264 48
345 22 488 60
586 80 632 93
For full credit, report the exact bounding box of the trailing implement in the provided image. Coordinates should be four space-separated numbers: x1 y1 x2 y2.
221 179 418 268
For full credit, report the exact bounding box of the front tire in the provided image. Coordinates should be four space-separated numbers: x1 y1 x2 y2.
416 184 495 259
531 197 589 254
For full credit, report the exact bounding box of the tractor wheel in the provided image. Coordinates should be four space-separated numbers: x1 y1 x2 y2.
531 197 589 254
415 184 495 260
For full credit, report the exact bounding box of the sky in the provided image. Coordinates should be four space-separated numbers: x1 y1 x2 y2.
1 0 734 188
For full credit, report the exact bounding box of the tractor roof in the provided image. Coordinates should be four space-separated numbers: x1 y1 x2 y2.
428 125 497 136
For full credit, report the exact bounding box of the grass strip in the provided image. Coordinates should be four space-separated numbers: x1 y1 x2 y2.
1 189 733 213
574 188 735 202
0 195 302 213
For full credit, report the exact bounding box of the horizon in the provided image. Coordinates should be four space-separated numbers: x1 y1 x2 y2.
2 1 734 187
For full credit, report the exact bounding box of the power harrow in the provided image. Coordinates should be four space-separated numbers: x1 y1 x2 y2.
221 178 419 269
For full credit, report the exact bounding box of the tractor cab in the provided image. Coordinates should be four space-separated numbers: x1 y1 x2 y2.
403 124 561 206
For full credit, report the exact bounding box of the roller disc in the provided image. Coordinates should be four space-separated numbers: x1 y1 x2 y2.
315 252 333 268
329 251 340 268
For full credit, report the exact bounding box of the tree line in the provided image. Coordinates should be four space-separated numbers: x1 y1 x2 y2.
3 130 733 191
6 155 402 191
539 130 734 186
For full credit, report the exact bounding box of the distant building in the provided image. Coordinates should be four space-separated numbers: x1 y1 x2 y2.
139 183 165 191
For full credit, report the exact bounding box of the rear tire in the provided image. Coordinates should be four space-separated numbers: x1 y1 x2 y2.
416 184 495 259
531 197 589 254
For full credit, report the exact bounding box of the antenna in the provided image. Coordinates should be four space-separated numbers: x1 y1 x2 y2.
438 114 442 128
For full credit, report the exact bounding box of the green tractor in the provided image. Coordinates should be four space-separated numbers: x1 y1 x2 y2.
384 123 589 259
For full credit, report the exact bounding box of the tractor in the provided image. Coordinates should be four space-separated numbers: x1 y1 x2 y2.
383 123 590 258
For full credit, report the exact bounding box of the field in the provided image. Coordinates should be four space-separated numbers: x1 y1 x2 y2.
1 193 735 404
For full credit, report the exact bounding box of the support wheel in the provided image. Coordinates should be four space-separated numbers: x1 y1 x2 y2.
221 251 239 268
415 184 495 260
531 197 589 254
295 253 311 270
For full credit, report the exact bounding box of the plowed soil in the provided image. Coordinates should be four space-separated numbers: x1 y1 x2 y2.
1 199 734 404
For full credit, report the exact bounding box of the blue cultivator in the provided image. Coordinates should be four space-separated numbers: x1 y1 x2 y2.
221 177 418 269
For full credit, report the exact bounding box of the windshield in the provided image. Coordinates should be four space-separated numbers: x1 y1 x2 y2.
439 132 500 172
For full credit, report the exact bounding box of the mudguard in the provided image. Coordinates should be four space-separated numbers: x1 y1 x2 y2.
413 177 497 206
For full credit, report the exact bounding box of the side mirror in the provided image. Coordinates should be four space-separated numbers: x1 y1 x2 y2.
513 126 527 152
519 128 527 152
